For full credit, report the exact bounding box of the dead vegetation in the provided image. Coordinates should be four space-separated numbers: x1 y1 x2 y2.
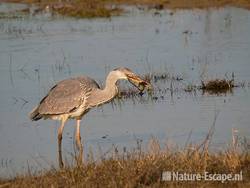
0 135 249 187
115 71 183 100
2 0 250 18
1 0 122 18
1 111 249 187
201 79 234 94
115 70 249 100
50 0 121 18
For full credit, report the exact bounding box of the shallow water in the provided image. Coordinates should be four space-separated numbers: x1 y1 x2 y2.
0 5 250 176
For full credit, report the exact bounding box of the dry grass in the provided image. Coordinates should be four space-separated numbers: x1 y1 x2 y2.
51 0 122 18
106 0 250 10
115 71 240 100
201 79 234 94
2 0 122 18
3 0 250 18
0 137 249 187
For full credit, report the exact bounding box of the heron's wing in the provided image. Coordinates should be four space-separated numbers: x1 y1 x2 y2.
38 76 100 115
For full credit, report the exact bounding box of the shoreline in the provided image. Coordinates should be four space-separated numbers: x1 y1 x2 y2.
0 141 249 187
1 0 250 18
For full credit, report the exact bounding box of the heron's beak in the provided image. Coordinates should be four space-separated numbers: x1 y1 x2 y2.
127 73 152 92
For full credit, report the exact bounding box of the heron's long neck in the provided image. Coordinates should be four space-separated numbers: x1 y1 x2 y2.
89 72 119 107
102 72 119 101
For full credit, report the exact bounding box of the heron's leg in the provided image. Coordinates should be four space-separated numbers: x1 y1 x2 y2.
75 119 82 150
58 119 66 168
75 119 84 165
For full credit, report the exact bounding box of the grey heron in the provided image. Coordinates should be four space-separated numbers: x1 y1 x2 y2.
29 67 152 167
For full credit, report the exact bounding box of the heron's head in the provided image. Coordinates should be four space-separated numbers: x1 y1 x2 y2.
113 67 152 92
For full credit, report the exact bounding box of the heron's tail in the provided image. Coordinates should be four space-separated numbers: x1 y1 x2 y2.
29 106 42 121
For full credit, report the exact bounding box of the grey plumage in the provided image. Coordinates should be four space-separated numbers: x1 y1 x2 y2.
29 67 151 167
30 76 100 121
30 68 151 122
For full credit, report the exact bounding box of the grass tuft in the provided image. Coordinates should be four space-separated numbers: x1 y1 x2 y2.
201 79 234 94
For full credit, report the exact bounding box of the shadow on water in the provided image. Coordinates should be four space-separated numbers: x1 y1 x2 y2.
0 3 250 176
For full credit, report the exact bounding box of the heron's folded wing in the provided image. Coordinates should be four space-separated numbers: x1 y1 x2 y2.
38 77 99 115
